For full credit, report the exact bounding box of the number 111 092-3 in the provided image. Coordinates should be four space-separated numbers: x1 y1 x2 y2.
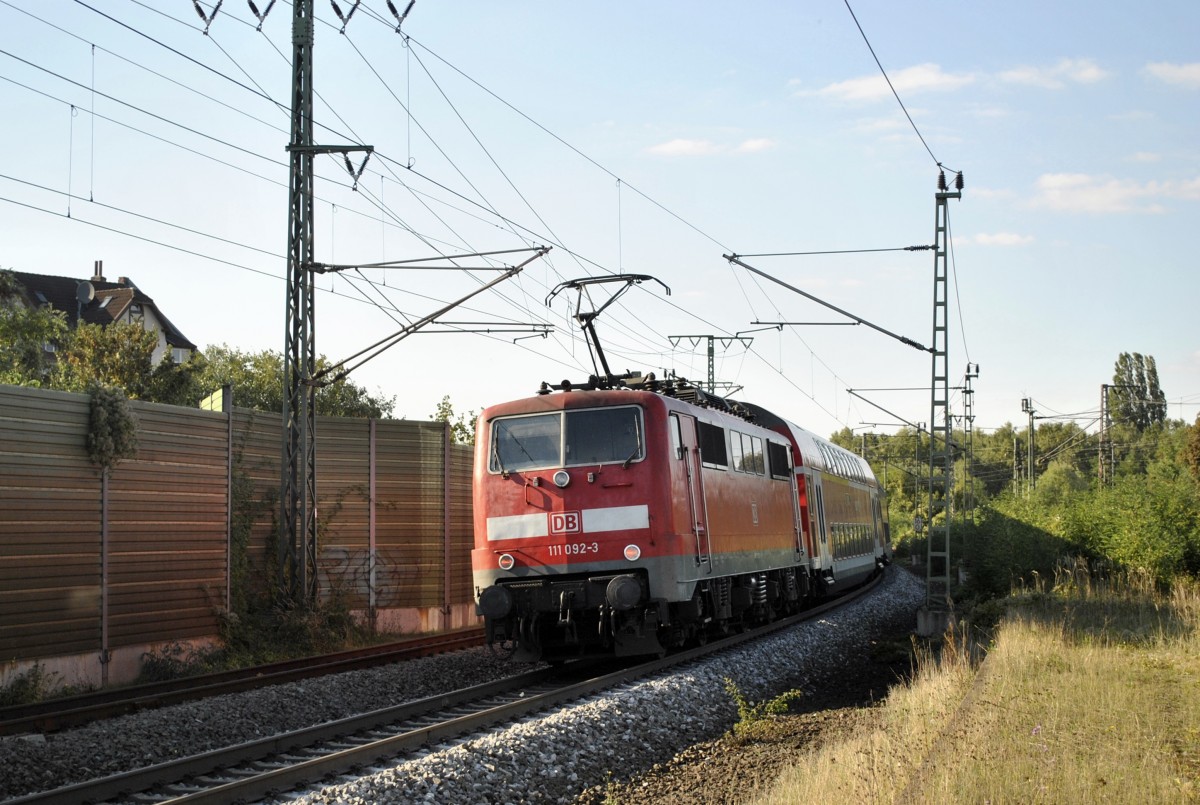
547 542 600 557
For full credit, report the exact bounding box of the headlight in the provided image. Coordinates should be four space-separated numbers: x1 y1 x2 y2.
553 470 570 488
623 544 641 561
498 553 515 570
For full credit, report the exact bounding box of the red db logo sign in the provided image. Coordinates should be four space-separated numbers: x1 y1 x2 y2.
549 511 581 535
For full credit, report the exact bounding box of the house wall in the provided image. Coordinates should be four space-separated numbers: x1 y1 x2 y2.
0 385 476 690
138 307 169 365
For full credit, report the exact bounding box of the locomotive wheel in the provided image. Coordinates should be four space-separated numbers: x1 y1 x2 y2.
488 639 517 659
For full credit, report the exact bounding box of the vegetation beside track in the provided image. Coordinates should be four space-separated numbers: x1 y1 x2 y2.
591 567 1198 804
753 568 1200 804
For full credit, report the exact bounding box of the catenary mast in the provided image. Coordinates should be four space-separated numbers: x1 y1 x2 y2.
279 0 372 606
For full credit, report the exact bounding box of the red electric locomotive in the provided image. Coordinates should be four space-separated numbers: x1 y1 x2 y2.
471 373 891 662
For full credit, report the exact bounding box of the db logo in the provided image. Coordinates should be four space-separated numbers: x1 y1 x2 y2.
549 511 581 535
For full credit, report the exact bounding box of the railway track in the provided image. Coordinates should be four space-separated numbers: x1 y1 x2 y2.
0 628 485 737
7 576 881 805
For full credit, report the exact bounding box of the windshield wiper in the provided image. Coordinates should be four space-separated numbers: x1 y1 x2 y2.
491 433 509 478
622 416 643 469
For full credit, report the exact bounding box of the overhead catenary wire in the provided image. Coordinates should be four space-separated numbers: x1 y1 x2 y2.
3 4 582 359
70 0 840 391
4 1 948 430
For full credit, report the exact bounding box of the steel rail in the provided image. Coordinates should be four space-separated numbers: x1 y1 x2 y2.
9 572 884 805
0 628 485 736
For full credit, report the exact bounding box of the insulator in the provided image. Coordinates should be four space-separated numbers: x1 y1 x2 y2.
955 171 964 190
937 170 947 191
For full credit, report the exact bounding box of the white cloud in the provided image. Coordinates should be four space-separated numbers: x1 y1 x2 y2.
998 58 1109 88
971 232 1034 246
646 137 777 157
814 63 974 102
735 138 777 153
970 105 1010 119
1030 173 1200 213
854 115 910 133
1144 62 1200 89
1128 152 1161 163
646 138 722 157
968 187 1017 201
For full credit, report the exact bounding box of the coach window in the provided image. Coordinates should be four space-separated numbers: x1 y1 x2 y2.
697 421 728 468
565 406 643 466
768 441 790 480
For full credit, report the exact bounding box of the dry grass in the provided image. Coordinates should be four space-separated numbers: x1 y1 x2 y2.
754 570 1200 804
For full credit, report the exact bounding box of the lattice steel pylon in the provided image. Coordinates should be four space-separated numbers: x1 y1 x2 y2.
920 170 962 635
964 363 979 523
279 0 371 606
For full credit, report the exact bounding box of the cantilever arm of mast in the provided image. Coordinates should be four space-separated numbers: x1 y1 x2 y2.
724 254 932 353
846 390 965 452
846 389 925 433
310 247 547 274
311 247 551 386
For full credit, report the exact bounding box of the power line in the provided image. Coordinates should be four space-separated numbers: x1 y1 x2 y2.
0 48 285 167
842 0 946 170
8 2 930 431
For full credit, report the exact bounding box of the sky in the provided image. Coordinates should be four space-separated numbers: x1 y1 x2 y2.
1 1 1198 438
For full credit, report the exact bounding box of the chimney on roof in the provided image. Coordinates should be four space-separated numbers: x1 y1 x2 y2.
118 277 129 286
91 260 105 283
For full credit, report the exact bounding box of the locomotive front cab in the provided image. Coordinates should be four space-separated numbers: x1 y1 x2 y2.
472 394 676 662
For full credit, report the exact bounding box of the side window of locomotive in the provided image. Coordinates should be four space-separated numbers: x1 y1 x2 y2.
697 421 728 468
730 431 745 472
669 414 683 459
767 441 790 480
490 413 561 472
745 436 764 474
564 406 642 466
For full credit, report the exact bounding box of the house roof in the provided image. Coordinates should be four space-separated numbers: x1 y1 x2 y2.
10 271 198 350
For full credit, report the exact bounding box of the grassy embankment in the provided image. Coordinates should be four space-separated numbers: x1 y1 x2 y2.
755 570 1200 803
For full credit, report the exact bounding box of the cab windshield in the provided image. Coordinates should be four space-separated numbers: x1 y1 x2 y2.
490 406 643 473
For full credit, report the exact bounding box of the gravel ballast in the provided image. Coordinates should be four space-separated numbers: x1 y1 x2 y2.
0 647 530 800
0 567 923 803
289 567 923 804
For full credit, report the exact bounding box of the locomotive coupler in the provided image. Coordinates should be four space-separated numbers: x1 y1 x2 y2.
558 590 575 625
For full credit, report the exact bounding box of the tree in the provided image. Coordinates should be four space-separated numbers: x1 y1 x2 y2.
1182 415 1200 485
1110 352 1167 432
146 350 208 407
433 395 477 445
196 345 395 418
53 321 159 398
0 269 68 386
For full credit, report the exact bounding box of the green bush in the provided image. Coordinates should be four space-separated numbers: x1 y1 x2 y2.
0 664 59 706
724 678 805 741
